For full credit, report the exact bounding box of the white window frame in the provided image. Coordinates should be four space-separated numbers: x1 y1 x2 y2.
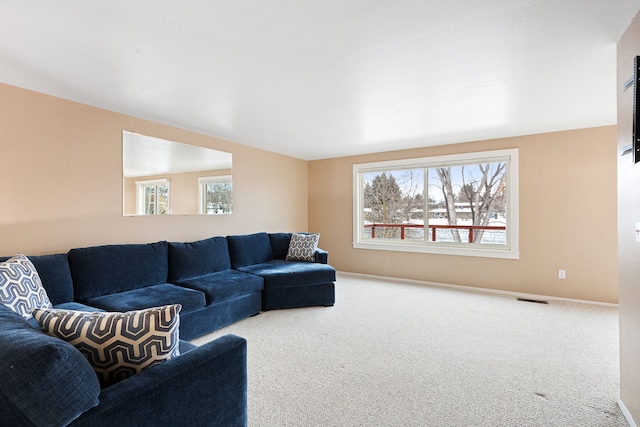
353 149 519 259
198 175 232 214
136 178 170 215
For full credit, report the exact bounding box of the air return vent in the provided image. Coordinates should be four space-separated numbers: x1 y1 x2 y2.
517 298 548 304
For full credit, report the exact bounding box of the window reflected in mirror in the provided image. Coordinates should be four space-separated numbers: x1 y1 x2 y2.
199 176 232 214
136 179 170 215
122 131 232 215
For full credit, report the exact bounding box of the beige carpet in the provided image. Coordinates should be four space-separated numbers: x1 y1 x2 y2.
192 273 625 427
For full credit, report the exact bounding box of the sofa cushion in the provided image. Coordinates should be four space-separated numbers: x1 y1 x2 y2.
0 253 75 305
31 254 75 304
33 304 181 387
173 269 264 304
237 259 336 289
68 241 169 300
168 236 231 282
285 233 320 262
80 283 206 314
54 301 104 312
179 340 198 353
0 254 53 319
26 302 105 330
268 233 292 260
227 232 273 268
0 304 100 426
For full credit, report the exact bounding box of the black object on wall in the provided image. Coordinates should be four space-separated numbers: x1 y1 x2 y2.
634 56 640 163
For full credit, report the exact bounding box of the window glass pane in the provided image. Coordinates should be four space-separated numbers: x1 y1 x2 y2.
157 185 169 215
362 169 424 241
427 162 506 245
144 186 156 215
204 182 232 214
353 149 517 258
138 180 170 215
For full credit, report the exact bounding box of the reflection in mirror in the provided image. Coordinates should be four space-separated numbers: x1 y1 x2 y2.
122 131 232 215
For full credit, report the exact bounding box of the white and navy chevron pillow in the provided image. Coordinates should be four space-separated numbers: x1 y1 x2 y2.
33 304 181 386
0 254 52 319
285 233 320 262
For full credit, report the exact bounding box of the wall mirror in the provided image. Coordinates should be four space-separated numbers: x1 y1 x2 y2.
122 131 232 215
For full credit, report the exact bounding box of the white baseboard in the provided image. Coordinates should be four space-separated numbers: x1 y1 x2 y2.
337 271 619 308
618 399 637 427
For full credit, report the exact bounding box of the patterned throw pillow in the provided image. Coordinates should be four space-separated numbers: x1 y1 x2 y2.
0 254 52 319
285 233 320 262
33 304 181 387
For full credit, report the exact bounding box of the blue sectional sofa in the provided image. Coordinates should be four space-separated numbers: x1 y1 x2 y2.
0 231 335 426
4 231 335 340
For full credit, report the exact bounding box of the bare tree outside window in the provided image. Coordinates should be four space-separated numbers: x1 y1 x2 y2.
360 160 508 246
431 162 506 244
204 182 232 214
199 176 232 214
354 149 518 258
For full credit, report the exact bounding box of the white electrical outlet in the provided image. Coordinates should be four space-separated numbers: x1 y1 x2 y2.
558 269 566 279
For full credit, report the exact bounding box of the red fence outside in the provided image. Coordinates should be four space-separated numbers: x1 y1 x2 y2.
364 223 506 244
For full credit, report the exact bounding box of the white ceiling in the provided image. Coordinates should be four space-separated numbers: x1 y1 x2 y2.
2 1 639 160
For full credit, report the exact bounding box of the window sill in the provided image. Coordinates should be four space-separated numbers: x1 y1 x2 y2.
353 240 520 259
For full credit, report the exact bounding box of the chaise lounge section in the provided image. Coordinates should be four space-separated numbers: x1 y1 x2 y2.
228 232 336 311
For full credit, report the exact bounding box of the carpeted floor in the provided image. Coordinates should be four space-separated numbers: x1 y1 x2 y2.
192 273 625 427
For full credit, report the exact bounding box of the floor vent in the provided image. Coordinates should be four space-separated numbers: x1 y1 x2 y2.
517 298 548 304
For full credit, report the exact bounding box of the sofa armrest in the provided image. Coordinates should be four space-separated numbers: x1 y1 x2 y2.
70 334 247 427
314 248 329 264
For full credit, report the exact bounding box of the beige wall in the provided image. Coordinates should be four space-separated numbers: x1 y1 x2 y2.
0 83 308 255
309 126 618 304
617 10 640 424
0 82 618 304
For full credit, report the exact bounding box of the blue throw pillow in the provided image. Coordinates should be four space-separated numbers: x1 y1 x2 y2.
0 304 100 426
